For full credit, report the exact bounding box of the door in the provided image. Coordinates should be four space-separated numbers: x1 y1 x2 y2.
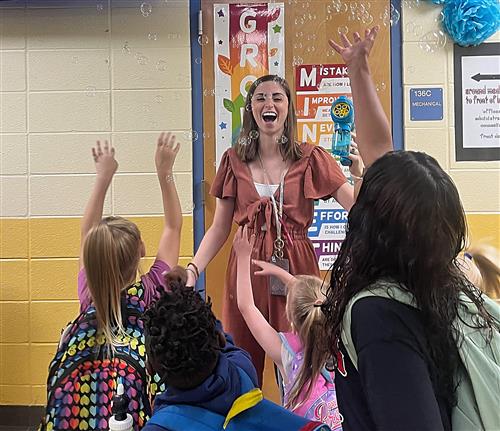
200 0 392 401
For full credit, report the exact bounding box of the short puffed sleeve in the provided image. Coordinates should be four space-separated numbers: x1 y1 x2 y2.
210 149 237 199
304 145 347 200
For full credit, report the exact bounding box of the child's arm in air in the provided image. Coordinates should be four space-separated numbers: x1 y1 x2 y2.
252 259 295 285
79 140 118 269
329 26 393 168
234 226 283 368
155 132 182 269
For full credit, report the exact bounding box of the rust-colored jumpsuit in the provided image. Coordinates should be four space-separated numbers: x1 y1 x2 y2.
211 143 346 384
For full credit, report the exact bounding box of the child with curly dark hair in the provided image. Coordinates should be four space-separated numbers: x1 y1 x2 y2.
142 270 333 431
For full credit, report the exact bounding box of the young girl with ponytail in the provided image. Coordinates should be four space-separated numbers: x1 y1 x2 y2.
233 226 343 430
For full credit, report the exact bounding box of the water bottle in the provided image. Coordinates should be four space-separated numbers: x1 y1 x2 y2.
109 381 133 431
330 95 355 166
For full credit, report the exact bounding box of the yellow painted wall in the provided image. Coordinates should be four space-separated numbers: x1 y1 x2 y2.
402 3 500 248
0 2 194 405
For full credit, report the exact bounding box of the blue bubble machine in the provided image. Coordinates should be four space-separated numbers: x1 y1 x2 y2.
330 95 354 166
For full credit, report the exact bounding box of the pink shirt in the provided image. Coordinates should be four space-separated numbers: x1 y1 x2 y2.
77 259 170 312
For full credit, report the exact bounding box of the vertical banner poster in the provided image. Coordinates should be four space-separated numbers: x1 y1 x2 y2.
295 64 353 270
214 3 285 167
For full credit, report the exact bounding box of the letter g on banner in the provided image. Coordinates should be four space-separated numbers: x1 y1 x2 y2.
240 9 257 33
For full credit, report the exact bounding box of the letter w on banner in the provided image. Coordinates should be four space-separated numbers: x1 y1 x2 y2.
214 3 285 167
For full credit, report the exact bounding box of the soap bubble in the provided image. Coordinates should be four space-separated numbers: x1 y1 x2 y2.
418 30 447 53
402 0 420 8
85 86 96 97
249 130 259 139
135 53 148 65
338 25 348 34
156 60 167 71
123 41 131 55
140 2 152 17
148 32 158 41
390 5 400 26
362 13 373 24
184 130 199 142
197 35 209 45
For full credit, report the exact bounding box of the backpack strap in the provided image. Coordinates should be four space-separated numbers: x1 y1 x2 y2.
279 332 334 384
341 279 415 369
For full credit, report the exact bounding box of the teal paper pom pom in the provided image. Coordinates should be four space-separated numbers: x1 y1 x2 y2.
442 0 500 46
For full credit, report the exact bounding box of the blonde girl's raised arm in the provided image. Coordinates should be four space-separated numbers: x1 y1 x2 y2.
80 140 118 269
234 227 283 367
155 132 182 268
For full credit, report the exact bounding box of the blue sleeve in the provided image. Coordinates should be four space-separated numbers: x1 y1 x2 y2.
216 320 259 386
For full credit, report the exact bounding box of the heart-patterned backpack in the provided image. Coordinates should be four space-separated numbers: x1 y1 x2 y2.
39 282 164 431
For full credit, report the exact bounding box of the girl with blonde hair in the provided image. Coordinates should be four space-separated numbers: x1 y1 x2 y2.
41 133 182 431
233 226 342 430
79 133 182 341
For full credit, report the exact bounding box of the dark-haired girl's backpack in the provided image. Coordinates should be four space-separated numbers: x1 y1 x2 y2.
342 280 500 431
40 282 164 431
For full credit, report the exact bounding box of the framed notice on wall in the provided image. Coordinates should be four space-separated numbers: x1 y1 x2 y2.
454 43 500 161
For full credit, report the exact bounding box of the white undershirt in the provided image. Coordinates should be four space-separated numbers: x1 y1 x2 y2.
254 182 279 197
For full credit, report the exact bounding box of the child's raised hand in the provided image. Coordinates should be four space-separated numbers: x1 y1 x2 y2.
92 140 118 181
233 225 254 259
252 260 281 277
329 26 379 67
155 132 180 178
348 139 364 179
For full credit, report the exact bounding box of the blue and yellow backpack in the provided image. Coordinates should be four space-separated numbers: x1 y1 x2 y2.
147 367 332 431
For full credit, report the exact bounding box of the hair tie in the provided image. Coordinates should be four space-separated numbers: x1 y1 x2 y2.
313 299 323 307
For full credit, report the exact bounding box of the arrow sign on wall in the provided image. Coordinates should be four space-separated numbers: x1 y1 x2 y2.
471 73 500 82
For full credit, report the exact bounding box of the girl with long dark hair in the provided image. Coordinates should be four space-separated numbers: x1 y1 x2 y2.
324 33 499 431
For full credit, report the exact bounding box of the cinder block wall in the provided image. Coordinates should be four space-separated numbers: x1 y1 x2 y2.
0 1 193 406
402 2 500 248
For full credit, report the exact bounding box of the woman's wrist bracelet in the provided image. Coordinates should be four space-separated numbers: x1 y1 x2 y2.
187 262 200 279
186 267 198 281
350 173 363 181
